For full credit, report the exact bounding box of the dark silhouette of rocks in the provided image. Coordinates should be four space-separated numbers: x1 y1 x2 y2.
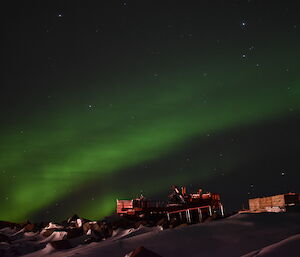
83 236 100 244
128 246 163 257
66 227 83 239
83 221 101 234
0 211 200 256
41 228 55 237
0 221 20 230
155 218 169 229
50 239 72 250
23 223 35 232
67 214 79 224
0 233 11 244
110 217 136 230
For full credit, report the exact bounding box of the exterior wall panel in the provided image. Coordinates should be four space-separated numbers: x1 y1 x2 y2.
249 193 299 212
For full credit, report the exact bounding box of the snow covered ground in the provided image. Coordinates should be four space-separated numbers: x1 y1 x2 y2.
1 212 299 257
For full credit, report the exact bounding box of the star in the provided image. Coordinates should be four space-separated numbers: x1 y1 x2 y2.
57 11 64 18
88 104 95 110
241 21 247 28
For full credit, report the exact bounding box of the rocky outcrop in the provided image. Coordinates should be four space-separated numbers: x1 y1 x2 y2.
50 239 72 250
0 233 11 244
126 246 163 257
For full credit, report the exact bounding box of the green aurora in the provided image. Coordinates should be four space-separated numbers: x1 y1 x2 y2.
1 53 299 222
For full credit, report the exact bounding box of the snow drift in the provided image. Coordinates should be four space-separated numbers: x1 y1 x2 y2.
0 212 299 257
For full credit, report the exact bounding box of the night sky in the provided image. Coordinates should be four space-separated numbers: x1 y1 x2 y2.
1 1 300 222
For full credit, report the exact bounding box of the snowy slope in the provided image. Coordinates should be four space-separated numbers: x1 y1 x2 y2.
241 233 300 257
1 212 299 257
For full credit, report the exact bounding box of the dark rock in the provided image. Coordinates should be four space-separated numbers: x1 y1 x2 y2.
100 221 113 238
169 217 181 228
67 214 79 224
60 220 69 227
83 237 100 244
133 221 143 229
0 221 19 230
81 217 91 224
0 233 11 243
155 218 165 226
203 216 214 223
24 223 35 232
36 222 46 231
41 228 55 237
50 239 72 250
66 227 83 239
111 217 135 230
176 223 188 228
128 246 162 257
82 222 101 235
82 221 104 240
82 221 113 240
156 218 169 229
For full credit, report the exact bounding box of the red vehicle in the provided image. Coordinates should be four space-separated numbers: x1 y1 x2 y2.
117 186 224 223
